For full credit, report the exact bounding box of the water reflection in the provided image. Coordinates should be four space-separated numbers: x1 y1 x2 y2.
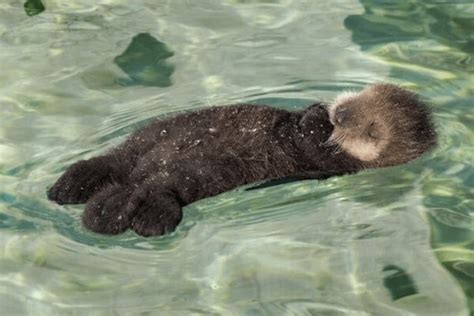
24 0 44 16
114 33 175 87
383 265 418 301
345 1 474 53
344 0 473 91
0 0 472 314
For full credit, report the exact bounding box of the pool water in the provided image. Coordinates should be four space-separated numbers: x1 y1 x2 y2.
1 0 473 315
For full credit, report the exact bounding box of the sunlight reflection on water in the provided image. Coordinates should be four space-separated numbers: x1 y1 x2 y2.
0 0 472 315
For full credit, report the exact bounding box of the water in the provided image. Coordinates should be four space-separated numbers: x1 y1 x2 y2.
0 0 473 315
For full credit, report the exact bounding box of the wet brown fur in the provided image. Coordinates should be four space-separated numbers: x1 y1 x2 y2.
47 84 437 236
329 84 437 167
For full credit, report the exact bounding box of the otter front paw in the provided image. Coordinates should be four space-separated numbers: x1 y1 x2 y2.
48 158 117 205
127 189 183 237
82 184 133 234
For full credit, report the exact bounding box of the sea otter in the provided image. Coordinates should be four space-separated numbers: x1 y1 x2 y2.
47 84 437 236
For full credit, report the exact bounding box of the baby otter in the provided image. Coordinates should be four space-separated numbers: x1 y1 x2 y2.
47 84 437 236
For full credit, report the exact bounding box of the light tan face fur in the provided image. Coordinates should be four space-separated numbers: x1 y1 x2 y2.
327 87 391 162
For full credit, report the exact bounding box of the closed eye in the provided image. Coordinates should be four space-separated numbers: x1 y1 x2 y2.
367 122 380 139
335 107 352 126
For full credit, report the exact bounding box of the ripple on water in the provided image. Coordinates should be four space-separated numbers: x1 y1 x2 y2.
0 0 473 314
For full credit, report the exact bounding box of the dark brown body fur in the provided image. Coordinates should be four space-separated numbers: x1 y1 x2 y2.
48 84 437 236
48 104 362 236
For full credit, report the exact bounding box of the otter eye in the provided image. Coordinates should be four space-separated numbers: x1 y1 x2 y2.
335 108 352 126
336 115 344 125
367 123 380 139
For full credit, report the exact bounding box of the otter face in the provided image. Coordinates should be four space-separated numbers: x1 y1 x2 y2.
327 84 437 166
328 89 390 162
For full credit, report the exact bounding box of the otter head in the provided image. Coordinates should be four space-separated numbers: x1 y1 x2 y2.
328 84 437 167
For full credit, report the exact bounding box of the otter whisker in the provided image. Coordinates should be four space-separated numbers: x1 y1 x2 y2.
326 132 346 146
325 132 347 155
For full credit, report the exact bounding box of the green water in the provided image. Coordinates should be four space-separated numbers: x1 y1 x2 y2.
0 0 473 315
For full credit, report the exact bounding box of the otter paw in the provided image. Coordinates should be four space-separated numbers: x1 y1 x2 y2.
127 189 183 237
48 158 116 205
82 184 133 235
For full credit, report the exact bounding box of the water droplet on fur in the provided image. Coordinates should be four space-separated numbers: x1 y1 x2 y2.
209 127 217 133
160 130 168 136
194 139 202 145
117 215 123 220
310 130 314 134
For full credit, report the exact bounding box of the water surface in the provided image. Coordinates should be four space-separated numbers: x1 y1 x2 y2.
0 0 473 315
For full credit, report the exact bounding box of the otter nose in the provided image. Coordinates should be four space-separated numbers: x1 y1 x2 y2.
334 108 352 126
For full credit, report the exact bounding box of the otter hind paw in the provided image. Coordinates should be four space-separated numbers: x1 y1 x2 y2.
127 189 183 237
82 183 183 237
48 158 116 205
82 184 133 235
